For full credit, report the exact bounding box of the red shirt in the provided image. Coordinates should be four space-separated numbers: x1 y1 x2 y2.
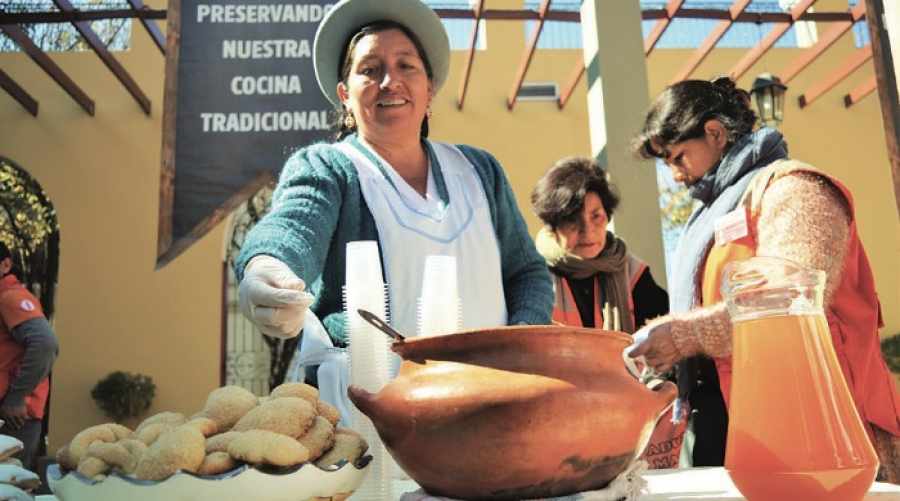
0 274 50 419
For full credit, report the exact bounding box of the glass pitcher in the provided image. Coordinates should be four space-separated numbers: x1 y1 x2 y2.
721 256 878 501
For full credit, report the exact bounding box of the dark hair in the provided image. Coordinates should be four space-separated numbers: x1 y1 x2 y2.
0 241 20 278
531 157 620 230
334 20 434 141
632 77 757 159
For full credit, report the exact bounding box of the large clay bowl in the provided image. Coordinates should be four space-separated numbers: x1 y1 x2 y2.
349 325 676 500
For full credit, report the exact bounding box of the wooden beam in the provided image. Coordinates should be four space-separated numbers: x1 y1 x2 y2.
728 0 818 80
0 24 94 115
0 7 858 25
557 59 584 110
456 0 486 110
562 3 848 108
797 45 872 108
158 172 274 267
670 0 752 83
52 0 151 115
863 0 900 217
781 0 866 84
157 0 181 266
843 75 877 107
739 11 855 22
126 0 166 55
645 0 684 56
560 0 684 109
507 0 551 110
0 9 167 24
433 8 856 23
0 69 38 116
435 8 576 21
642 9 853 22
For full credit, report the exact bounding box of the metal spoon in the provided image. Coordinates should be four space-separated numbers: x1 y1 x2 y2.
357 309 406 342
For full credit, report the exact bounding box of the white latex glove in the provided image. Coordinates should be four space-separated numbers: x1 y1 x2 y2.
238 255 314 339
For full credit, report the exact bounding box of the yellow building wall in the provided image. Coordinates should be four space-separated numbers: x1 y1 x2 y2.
0 0 897 452
432 3 591 238
430 0 899 336
0 0 222 449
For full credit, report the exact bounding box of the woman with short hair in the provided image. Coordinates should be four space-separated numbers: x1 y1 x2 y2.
531 156 668 334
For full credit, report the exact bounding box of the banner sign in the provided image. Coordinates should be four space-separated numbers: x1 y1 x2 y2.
159 0 334 267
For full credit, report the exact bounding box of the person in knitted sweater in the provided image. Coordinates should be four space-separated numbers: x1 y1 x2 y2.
627 77 900 481
234 0 553 351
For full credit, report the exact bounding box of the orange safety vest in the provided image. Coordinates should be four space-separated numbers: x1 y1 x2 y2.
700 160 900 441
0 274 50 420
550 255 646 331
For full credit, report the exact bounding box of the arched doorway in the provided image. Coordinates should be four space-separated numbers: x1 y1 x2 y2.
0 156 60 465
223 185 300 395
0 157 60 319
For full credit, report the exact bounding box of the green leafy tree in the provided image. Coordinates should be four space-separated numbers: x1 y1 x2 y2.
659 185 695 230
882 335 900 374
1 0 132 53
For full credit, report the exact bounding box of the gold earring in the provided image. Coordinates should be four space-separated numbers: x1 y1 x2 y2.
344 113 356 128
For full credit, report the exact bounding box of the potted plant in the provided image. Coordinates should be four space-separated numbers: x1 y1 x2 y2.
90 371 156 424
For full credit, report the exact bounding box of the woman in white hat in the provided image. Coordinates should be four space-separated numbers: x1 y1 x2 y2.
234 0 553 388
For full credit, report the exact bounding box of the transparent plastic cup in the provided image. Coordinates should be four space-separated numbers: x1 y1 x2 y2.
343 241 393 500
420 255 458 306
345 241 384 291
418 297 461 337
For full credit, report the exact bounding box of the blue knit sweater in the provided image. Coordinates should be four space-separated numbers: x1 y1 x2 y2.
235 138 553 345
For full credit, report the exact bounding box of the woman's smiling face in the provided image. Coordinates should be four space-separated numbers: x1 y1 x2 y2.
337 28 433 140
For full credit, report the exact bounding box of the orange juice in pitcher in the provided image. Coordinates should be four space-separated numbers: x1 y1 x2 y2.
722 257 878 501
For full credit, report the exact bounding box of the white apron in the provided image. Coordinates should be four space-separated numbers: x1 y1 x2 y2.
335 138 507 339
291 139 508 445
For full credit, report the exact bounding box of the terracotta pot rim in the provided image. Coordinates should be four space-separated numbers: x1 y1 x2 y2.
391 325 633 351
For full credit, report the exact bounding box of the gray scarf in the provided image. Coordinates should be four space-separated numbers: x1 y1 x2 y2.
670 127 788 399
670 127 788 313
536 228 635 333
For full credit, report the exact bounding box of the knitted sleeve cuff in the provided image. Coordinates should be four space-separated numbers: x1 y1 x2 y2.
669 303 733 358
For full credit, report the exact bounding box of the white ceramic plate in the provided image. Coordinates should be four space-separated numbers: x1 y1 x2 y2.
47 456 371 501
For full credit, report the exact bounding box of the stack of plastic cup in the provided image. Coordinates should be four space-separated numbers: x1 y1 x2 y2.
343 241 392 500
417 255 462 337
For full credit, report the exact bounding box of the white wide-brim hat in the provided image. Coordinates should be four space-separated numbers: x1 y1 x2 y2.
313 0 451 108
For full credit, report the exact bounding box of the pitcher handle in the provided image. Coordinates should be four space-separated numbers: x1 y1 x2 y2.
623 347 678 419
622 347 666 390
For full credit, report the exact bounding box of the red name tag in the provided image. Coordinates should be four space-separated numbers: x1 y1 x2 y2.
714 208 749 246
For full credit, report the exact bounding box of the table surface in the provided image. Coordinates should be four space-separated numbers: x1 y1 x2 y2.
38 467 900 500
639 467 900 500
394 467 900 500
